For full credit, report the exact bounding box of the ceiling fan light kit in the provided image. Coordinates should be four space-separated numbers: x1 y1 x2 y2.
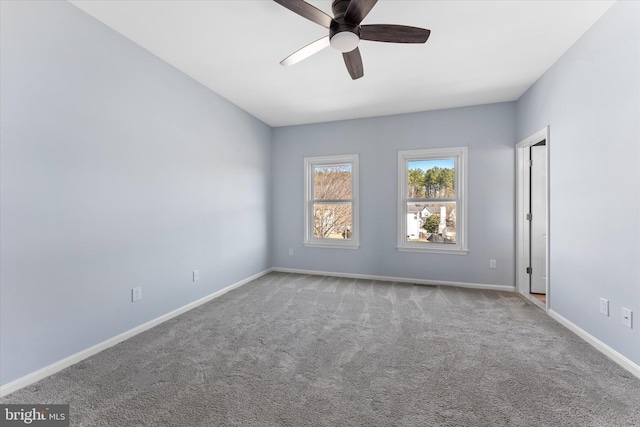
330 28 360 52
274 0 431 80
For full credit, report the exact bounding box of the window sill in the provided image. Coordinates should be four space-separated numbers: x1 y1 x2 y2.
304 242 360 250
396 246 469 255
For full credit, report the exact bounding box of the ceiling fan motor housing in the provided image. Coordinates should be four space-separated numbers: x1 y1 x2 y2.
328 0 361 52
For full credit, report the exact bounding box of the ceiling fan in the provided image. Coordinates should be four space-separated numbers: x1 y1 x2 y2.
273 0 431 80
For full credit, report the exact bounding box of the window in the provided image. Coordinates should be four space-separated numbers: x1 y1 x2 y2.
304 154 359 249
397 147 468 254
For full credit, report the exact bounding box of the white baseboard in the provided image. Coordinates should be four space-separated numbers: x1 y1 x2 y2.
0 268 271 398
271 267 515 292
549 309 640 380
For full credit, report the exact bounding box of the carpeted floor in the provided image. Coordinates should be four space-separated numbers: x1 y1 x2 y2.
2 272 640 426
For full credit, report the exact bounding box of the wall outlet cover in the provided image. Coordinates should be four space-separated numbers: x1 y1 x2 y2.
599 298 609 316
132 287 142 302
622 308 632 328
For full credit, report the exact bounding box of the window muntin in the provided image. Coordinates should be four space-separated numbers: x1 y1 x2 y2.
305 155 359 248
398 148 468 254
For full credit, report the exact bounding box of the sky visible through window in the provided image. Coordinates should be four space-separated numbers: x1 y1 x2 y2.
315 164 351 173
408 158 454 171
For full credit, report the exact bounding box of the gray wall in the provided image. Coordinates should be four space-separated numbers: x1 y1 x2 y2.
0 1 272 386
272 103 516 287
516 0 639 365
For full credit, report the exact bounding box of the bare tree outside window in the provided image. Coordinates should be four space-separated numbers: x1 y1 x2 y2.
313 165 352 239
305 155 359 248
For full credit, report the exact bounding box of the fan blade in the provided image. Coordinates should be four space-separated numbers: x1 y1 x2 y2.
360 24 431 43
343 47 364 80
273 0 333 28
280 36 330 66
344 0 378 25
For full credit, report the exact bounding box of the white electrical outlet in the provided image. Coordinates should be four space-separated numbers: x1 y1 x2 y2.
622 308 633 328
489 259 496 269
193 269 200 282
132 287 142 302
599 298 609 316
289 249 293 256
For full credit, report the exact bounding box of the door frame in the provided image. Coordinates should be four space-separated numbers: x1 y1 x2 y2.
516 126 550 311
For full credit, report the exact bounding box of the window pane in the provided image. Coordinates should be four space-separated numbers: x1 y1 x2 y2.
314 164 352 200
407 159 455 199
406 202 456 243
313 203 352 239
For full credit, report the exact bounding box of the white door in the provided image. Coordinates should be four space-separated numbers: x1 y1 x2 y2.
530 145 547 294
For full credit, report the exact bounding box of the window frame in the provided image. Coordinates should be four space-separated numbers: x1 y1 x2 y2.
397 147 468 254
304 154 359 249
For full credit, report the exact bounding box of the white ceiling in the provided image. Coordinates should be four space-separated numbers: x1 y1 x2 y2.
68 0 615 127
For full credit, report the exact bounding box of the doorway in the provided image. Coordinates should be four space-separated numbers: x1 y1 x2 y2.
516 127 549 311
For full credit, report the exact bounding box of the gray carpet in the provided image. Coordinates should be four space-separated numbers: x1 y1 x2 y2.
2 272 640 426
